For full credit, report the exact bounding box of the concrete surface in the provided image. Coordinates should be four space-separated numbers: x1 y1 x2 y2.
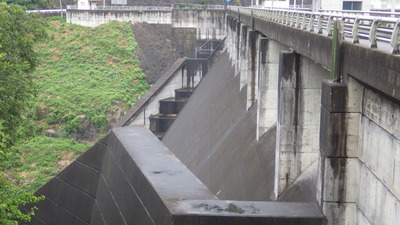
162 52 278 201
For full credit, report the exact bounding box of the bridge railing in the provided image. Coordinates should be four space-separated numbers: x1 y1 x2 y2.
319 9 400 18
66 4 225 11
228 6 400 54
66 5 172 11
173 4 225 10
26 9 66 13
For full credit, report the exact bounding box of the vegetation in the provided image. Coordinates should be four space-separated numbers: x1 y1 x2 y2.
7 18 147 190
0 8 148 223
174 2 216 9
0 3 46 149
0 3 47 223
31 18 147 136
197 0 216 5
2 0 56 10
3 137 89 192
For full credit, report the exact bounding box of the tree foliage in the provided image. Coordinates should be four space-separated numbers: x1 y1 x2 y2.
197 0 215 5
2 0 55 10
0 3 46 149
0 3 47 223
0 178 44 224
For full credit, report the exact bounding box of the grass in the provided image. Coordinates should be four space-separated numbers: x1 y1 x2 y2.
3 137 90 192
5 18 148 192
30 18 148 135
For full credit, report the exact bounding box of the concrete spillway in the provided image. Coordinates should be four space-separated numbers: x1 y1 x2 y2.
162 52 277 201
25 51 324 225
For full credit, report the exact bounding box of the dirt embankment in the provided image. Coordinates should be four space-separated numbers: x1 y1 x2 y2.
131 23 185 84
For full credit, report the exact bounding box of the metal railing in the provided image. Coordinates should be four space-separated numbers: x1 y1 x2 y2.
26 9 66 13
66 4 225 11
66 5 172 11
173 4 225 10
228 6 400 54
318 9 400 18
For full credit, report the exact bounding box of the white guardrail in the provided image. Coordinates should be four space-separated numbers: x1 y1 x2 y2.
228 6 400 54
66 5 225 11
66 5 173 11
173 4 225 10
26 9 66 13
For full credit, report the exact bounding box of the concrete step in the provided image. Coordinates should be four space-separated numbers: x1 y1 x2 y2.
149 114 177 133
175 88 195 100
159 97 188 114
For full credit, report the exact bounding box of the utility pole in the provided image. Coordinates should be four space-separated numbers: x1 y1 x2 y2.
59 0 63 18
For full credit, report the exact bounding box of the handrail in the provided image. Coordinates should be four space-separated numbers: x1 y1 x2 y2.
66 5 173 11
318 9 400 18
228 6 400 54
173 4 225 10
26 9 66 13
66 4 225 11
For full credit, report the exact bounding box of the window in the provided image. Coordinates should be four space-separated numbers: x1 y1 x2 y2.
343 1 362 10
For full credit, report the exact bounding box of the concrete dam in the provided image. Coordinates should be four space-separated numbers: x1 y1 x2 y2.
26 6 400 225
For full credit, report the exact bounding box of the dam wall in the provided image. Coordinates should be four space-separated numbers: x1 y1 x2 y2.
320 78 400 225
227 8 400 225
66 10 171 27
66 8 226 40
172 9 226 40
26 7 400 225
224 16 331 202
162 52 278 201
26 96 324 225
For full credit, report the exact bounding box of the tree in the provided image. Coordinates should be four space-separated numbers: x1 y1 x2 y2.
3 0 56 10
0 3 47 223
0 3 47 149
198 0 215 5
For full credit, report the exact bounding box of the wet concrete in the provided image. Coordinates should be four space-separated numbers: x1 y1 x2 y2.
26 51 325 225
162 52 278 201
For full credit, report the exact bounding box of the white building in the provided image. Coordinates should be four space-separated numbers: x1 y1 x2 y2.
77 0 102 9
262 0 290 8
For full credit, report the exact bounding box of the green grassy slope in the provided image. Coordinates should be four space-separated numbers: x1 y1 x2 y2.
33 19 147 134
3 18 148 192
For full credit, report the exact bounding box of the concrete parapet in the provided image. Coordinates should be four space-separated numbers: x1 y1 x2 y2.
342 43 400 103
67 9 172 27
172 9 226 40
